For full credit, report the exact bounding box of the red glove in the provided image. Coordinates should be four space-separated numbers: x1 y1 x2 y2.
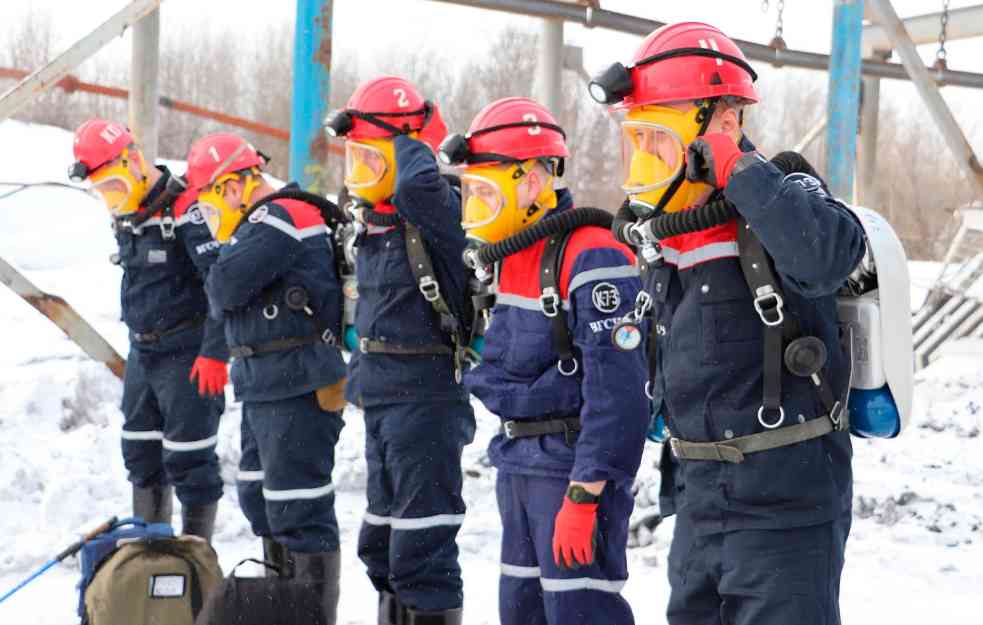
685 132 760 189
189 356 228 397
552 497 599 570
418 102 448 155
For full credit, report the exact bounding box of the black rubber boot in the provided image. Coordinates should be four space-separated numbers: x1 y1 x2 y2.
294 551 341 625
378 591 407 625
262 537 294 578
405 607 463 625
181 502 217 541
132 484 173 525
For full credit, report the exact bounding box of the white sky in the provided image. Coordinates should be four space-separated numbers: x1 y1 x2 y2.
1 0 982 124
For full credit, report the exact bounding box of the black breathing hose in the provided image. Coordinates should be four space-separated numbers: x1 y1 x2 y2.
474 207 613 268
612 150 827 245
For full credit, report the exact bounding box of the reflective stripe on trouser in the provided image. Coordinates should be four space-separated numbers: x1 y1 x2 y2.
357 400 476 612
121 345 223 507
666 509 851 625
497 472 635 625
237 393 344 553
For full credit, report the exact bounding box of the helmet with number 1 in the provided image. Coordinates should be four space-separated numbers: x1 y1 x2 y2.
326 76 434 205
70 119 149 216
589 22 759 216
440 97 568 244
185 133 266 242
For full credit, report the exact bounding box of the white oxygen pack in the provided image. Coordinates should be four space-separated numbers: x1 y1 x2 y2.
837 206 913 438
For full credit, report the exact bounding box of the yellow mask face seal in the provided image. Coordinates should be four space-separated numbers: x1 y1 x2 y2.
344 138 396 205
622 105 713 214
88 147 149 216
461 160 556 244
195 171 261 242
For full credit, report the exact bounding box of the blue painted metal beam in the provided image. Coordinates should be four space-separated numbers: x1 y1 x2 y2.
825 0 864 200
290 0 333 191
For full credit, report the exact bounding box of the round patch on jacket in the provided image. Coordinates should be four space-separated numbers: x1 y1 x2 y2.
784 172 828 197
188 206 205 225
248 205 269 224
591 282 621 314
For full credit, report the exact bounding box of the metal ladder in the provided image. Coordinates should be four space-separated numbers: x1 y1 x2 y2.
913 207 983 369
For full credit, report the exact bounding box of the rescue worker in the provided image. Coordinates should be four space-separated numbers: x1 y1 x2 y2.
184 133 347 624
451 98 649 625
589 23 866 625
325 76 475 625
70 119 226 540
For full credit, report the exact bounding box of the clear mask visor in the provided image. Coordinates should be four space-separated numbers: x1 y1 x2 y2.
620 121 686 194
90 173 136 216
344 141 388 189
461 173 506 231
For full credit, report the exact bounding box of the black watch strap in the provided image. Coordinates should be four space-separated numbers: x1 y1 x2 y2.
566 485 601 504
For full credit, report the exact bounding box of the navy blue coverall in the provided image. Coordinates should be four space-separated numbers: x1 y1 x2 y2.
651 138 866 625
119 166 226 509
465 190 649 625
346 135 476 611
205 192 348 553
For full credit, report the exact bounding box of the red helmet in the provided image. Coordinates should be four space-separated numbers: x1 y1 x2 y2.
71 119 133 176
439 97 568 168
185 133 265 192
330 75 431 141
590 22 758 109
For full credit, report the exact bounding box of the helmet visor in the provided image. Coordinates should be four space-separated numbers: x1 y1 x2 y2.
620 121 685 194
344 141 388 189
461 173 505 231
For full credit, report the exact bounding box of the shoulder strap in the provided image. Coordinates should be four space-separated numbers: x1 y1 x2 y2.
404 222 468 379
735 217 845 431
539 230 579 377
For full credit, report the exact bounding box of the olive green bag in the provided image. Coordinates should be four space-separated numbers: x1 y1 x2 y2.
83 535 223 625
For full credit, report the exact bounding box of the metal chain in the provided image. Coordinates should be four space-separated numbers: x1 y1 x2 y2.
937 0 950 62
775 0 785 41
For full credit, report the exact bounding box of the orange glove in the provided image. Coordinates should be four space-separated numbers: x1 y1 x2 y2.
418 102 448 155
552 497 599 570
189 356 228 397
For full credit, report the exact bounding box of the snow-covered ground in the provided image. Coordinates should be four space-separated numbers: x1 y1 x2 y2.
0 120 980 624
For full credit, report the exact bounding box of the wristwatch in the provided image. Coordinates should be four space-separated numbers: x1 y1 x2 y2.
566 485 601 504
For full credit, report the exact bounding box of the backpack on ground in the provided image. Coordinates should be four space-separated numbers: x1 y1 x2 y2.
79 517 223 625
195 559 327 625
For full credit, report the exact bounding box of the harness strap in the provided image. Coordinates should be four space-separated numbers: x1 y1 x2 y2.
357 338 453 356
668 414 835 464
132 315 205 344
735 218 845 429
403 221 469 380
539 231 579 375
501 417 581 446
229 333 331 359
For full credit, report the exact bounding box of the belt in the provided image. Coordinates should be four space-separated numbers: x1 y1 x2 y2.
229 330 334 359
668 414 838 464
358 337 453 356
501 417 582 446
132 316 205 344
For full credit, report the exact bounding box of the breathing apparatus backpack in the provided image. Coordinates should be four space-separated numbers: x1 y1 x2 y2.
614 151 912 443
237 185 359 354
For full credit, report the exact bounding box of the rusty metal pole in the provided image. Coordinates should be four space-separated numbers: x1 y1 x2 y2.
130 7 160 163
290 0 333 191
